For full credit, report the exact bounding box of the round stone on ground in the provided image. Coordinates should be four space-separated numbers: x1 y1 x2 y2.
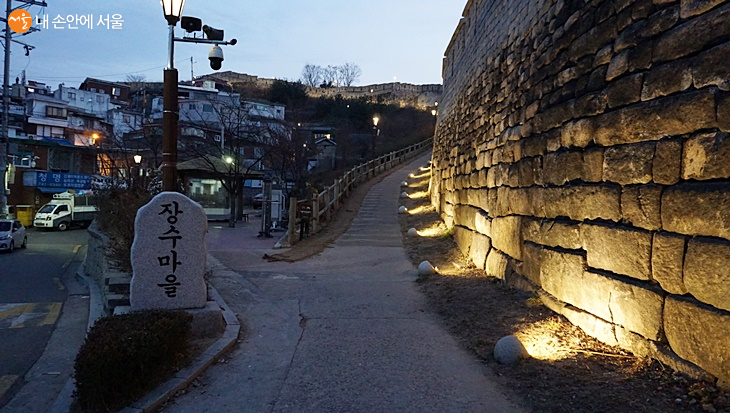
398 206 408 214
407 228 418 237
417 261 436 276
493 335 529 364
401 181 408 187
400 191 409 199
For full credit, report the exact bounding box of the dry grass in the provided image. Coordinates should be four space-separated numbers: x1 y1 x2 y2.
398 168 729 413
273 161 729 413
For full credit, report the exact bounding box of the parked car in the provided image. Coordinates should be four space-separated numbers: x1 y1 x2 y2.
252 193 263 209
0 219 27 253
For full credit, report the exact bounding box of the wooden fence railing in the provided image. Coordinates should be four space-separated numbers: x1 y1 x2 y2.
287 138 433 245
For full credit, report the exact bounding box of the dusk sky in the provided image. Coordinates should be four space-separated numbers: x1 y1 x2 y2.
9 1 466 89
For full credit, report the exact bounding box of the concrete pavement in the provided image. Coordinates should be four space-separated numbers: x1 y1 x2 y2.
161 152 527 413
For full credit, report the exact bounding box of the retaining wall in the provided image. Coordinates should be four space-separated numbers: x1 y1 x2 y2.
432 0 730 385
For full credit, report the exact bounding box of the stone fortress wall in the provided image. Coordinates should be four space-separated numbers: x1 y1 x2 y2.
201 71 442 110
431 0 730 385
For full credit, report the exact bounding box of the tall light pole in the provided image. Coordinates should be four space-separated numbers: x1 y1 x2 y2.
371 116 380 159
161 0 186 192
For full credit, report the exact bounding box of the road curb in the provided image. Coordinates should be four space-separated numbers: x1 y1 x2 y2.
51 255 240 413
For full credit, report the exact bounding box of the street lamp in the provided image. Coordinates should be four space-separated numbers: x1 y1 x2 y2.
160 1 236 192
371 116 380 158
161 0 186 25
134 154 142 164
161 0 186 192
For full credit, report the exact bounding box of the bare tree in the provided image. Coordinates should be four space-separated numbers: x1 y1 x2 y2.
338 62 362 86
300 64 322 87
125 74 147 93
178 95 281 227
321 65 339 87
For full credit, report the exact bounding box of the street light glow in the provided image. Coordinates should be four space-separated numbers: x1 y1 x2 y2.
373 116 380 126
133 154 142 164
161 0 186 26
224 156 234 164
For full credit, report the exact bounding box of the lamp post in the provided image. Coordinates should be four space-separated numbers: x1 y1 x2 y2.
133 153 142 188
161 0 186 192
431 108 437 135
371 116 380 159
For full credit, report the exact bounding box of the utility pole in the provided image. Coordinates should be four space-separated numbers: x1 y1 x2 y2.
0 0 45 217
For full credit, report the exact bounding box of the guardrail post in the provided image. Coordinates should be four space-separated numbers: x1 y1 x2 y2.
324 190 331 222
288 197 297 246
312 197 320 233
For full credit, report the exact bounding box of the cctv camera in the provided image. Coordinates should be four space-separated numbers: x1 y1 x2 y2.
208 45 224 70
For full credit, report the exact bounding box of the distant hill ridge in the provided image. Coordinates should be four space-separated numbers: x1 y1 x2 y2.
198 71 442 110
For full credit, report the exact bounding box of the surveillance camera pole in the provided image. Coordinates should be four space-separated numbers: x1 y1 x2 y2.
161 23 235 193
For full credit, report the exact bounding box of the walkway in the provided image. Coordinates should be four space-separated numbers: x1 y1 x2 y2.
161 152 526 413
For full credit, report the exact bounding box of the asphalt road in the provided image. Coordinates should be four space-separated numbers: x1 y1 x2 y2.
0 227 88 409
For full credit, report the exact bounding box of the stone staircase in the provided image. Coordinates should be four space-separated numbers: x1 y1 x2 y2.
102 270 131 312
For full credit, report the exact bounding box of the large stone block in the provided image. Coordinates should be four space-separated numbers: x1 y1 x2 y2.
522 217 582 250
469 233 492 270
684 237 730 312
540 290 619 347
682 132 730 180
692 42 730 90
607 73 644 108
543 185 622 222
662 182 730 241
491 216 523 260
665 296 730 384
606 274 665 341
454 204 479 231
653 3 730 62
641 59 693 101
720 91 730 132
582 148 605 182
603 142 656 185
653 138 682 185
453 226 473 257
594 89 717 146
621 184 662 231
130 192 208 310
474 209 491 236
582 224 653 280
560 118 595 148
543 151 583 185
680 0 727 19
485 249 511 280
652 232 688 295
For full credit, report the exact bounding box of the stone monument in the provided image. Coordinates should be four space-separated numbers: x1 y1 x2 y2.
130 192 208 310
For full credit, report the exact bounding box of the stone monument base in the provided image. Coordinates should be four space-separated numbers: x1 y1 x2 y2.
113 301 224 339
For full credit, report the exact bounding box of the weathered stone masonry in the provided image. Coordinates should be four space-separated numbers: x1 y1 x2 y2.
432 0 730 385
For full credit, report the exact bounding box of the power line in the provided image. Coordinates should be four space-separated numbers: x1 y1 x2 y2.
25 58 194 82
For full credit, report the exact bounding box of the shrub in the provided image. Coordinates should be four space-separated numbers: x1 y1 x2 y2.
73 310 193 412
94 187 153 272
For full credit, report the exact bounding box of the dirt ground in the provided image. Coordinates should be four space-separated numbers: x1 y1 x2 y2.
266 162 729 413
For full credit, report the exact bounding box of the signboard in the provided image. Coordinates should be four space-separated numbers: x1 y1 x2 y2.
23 171 91 190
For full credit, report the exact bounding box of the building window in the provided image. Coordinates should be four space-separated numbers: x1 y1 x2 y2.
46 106 67 119
203 104 213 113
122 114 131 124
68 92 76 100
13 151 33 167
188 103 196 110
90 88 96 92
112 87 120 96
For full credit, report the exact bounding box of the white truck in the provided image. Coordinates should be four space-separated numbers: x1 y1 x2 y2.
33 191 97 231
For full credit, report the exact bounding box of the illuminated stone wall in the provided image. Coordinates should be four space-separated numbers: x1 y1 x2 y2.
432 0 730 386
